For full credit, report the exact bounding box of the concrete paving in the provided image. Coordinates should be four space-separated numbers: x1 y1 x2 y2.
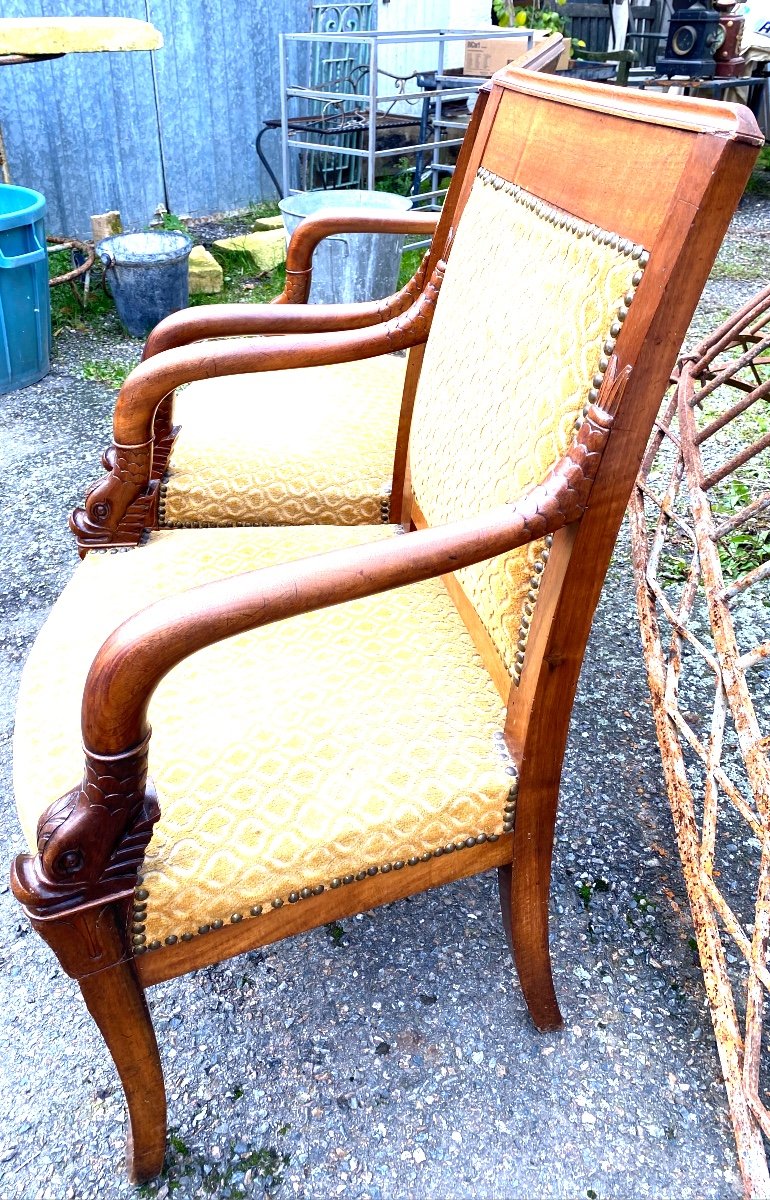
0 198 767 1199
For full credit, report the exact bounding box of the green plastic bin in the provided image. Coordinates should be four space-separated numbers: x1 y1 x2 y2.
0 185 50 396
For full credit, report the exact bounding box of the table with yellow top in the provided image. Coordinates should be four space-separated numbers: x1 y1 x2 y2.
0 17 162 184
0 17 162 65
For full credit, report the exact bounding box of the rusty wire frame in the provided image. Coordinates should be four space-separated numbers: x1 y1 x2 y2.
630 286 770 1196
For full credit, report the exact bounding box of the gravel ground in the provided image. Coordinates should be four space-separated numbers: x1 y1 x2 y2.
0 190 768 1200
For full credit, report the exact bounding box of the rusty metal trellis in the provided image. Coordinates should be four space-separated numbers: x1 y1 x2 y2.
630 287 770 1196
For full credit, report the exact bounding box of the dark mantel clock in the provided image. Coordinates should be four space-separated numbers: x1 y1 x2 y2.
657 0 723 77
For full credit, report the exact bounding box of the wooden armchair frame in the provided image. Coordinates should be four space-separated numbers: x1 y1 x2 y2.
10 68 760 1182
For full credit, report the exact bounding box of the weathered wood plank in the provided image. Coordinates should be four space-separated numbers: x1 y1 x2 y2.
144 0 311 216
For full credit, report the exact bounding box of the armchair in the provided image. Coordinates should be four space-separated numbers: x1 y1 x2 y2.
10 67 761 1184
69 36 567 550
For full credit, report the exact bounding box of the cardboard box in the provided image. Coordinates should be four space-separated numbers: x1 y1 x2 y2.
463 33 571 77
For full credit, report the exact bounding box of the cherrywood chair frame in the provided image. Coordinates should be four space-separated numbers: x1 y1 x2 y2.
10 67 760 1182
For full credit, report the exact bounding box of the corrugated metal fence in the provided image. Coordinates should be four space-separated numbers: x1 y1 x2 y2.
0 0 311 236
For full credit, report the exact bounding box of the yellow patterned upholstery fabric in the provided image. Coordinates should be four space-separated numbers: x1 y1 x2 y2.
14 527 515 949
160 355 407 528
410 171 646 680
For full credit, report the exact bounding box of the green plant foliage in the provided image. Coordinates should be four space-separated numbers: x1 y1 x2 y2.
375 156 414 198
48 249 117 335
156 211 189 234
712 480 770 581
192 250 285 308
576 876 609 909
325 921 345 946
397 247 425 291
493 0 566 32
137 1131 290 1198
657 542 693 586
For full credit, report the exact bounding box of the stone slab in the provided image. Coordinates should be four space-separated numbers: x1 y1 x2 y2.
213 229 286 272
188 245 223 295
252 214 285 232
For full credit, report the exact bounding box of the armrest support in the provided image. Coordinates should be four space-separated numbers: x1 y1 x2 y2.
14 395 619 920
279 209 439 305
142 212 438 359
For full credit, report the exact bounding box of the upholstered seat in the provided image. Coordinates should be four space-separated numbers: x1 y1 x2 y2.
159 355 407 527
14 524 514 946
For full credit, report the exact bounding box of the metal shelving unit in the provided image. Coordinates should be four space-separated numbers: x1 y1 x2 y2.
277 28 534 208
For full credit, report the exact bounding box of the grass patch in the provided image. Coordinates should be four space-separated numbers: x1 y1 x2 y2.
398 247 426 290
217 200 282 233
711 238 767 282
49 198 425 333
136 1131 290 1198
191 251 285 307
80 358 132 388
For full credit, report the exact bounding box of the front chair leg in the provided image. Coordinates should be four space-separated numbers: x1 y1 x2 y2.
498 863 563 1032
11 753 166 1178
79 956 167 1182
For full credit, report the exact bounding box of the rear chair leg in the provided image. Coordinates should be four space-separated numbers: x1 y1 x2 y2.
498 862 563 1032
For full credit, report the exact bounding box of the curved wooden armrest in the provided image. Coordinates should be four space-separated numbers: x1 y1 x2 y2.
279 209 439 305
123 251 443 443
18 391 622 915
142 281 423 357
142 212 438 359
116 286 437 447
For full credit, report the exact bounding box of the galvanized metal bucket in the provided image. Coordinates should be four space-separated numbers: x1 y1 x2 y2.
97 230 193 338
279 189 412 305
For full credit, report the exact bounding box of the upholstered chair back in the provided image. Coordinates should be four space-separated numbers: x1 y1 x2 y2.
408 170 645 687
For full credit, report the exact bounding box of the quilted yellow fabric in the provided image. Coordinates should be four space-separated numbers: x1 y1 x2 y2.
410 172 645 679
160 355 408 528
14 527 516 949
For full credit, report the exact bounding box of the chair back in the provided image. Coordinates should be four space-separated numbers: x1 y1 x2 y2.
402 69 761 705
627 1 662 67
408 172 639 685
562 2 612 51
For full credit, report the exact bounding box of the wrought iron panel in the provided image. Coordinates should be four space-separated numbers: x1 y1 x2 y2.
631 291 770 1196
